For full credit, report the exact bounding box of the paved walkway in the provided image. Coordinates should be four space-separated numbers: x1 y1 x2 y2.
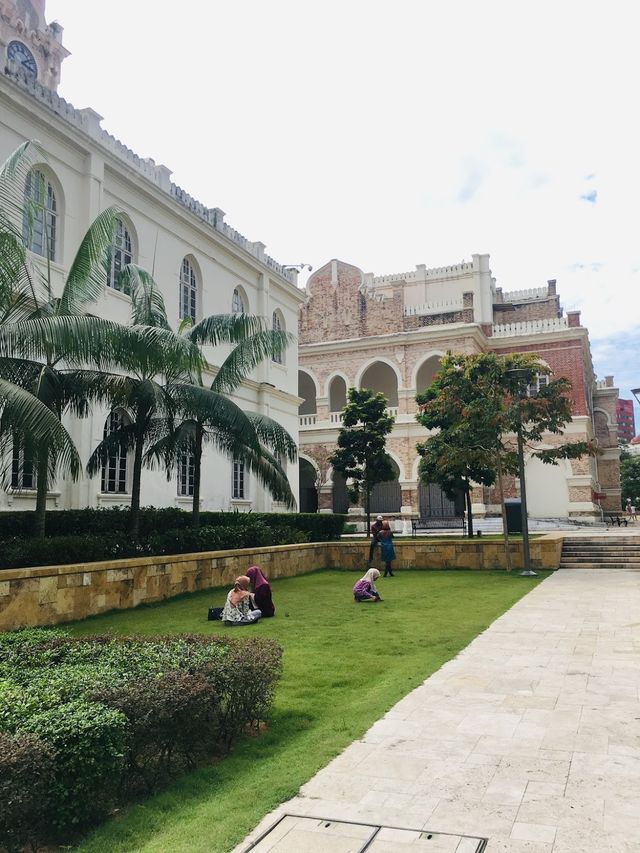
236 569 640 852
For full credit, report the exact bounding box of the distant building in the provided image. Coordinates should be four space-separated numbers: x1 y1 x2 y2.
616 399 636 444
298 258 621 526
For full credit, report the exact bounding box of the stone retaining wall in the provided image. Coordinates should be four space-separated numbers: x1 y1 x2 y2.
0 536 563 631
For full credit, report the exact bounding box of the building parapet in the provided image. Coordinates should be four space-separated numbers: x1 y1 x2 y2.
405 297 465 317
372 261 473 285
595 376 616 390
491 317 569 337
502 286 548 302
1 64 296 284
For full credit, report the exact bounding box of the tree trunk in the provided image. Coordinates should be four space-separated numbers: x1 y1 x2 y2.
496 453 512 572
365 484 371 537
465 478 474 537
129 424 145 542
33 448 49 539
192 421 203 528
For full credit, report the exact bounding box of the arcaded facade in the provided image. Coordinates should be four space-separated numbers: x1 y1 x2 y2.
298 257 621 529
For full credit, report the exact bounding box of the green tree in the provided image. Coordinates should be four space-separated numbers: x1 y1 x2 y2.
620 449 640 506
329 387 395 532
416 352 595 543
145 314 297 527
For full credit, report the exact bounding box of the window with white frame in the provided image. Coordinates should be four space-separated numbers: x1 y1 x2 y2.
527 373 549 397
179 258 198 322
109 219 133 293
232 458 246 499
232 287 244 314
23 170 57 261
11 435 36 489
101 410 129 493
177 451 195 496
272 310 284 364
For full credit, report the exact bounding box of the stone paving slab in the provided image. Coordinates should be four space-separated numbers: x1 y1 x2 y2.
235 570 640 852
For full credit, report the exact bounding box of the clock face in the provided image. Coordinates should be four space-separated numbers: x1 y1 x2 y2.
7 41 38 79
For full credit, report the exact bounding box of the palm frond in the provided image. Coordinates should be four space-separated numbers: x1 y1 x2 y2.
86 421 138 477
122 265 170 328
58 207 121 314
245 412 298 462
210 329 295 394
187 313 268 347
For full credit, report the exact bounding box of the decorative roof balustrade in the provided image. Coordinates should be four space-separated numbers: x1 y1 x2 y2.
491 317 569 337
404 297 465 317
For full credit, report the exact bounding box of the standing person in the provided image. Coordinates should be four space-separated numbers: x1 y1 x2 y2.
221 576 262 625
630 501 638 522
379 520 396 577
368 515 384 565
246 565 275 617
627 498 632 519
353 568 383 602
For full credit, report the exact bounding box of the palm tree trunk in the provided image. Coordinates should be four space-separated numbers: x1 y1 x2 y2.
129 424 145 542
365 485 371 537
465 477 474 537
192 421 203 528
33 448 49 539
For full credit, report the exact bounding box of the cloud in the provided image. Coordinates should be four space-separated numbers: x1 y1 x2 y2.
580 190 598 203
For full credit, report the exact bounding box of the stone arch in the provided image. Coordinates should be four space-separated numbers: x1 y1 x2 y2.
414 352 445 395
298 455 318 513
328 373 348 412
298 370 318 415
357 359 399 407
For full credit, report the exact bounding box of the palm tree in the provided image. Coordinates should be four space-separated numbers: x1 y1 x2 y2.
0 141 201 537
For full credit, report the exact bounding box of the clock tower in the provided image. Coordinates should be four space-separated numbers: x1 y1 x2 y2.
1 0 69 92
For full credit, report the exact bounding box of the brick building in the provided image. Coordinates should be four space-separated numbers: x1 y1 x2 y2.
616 399 636 444
297 256 621 528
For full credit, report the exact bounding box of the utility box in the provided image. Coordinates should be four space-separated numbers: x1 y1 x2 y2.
504 499 522 534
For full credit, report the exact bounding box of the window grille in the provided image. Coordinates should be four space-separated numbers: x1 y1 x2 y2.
101 410 128 493
109 219 133 293
11 436 36 489
23 170 57 261
179 258 197 322
178 451 195 496
232 459 245 499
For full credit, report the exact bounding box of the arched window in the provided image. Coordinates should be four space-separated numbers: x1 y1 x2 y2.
179 257 198 322
23 169 57 261
272 310 285 364
101 410 130 494
527 373 549 397
232 458 246 499
177 451 195 496
109 218 133 293
232 287 245 314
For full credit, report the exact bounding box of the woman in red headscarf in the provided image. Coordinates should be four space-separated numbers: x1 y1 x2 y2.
246 565 275 617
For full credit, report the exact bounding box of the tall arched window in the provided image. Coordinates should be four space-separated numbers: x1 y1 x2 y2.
101 410 130 494
272 310 284 364
23 169 57 261
11 434 35 489
179 258 198 322
177 451 195 496
232 287 245 314
109 218 133 293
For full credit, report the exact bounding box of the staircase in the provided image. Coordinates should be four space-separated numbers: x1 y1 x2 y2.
560 537 640 570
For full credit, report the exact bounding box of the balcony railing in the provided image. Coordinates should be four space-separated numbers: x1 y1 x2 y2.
299 414 317 427
299 408 400 429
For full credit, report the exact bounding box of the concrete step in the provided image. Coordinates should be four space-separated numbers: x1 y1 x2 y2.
559 564 640 570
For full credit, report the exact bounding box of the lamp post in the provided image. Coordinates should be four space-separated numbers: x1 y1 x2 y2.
506 369 537 577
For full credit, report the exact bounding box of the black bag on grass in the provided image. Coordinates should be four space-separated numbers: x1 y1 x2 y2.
207 607 224 621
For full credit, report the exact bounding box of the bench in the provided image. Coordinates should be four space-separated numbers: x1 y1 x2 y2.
412 516 466 537
606 514 628 527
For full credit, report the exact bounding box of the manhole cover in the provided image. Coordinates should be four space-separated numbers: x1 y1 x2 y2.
243 814 487 852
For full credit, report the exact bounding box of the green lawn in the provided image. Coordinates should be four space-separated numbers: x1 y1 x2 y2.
70 568 550 853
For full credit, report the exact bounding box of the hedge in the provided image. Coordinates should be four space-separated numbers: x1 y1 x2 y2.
0 507 346 543
0 629 283 849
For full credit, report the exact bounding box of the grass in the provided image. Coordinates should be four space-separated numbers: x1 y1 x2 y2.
69 568 551 853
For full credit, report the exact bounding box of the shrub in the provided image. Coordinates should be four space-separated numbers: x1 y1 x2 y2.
19 699 127 830
0 732 55 853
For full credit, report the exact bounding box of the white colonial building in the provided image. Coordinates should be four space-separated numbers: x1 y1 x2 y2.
0 0 304 513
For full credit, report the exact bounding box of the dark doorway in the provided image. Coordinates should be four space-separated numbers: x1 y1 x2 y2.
418 482 464 517
299 458 318 513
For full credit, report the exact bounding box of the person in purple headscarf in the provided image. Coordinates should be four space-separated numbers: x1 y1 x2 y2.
246 565 275 617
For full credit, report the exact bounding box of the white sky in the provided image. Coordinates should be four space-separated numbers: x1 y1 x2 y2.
46 0 640 426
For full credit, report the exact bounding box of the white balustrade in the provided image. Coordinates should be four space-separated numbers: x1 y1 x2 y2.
491 317 569 337
330 411 343 424
299 414 317 427
404 297 464 317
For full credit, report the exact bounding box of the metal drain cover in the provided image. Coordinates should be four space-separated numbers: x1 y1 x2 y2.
243 814 487 852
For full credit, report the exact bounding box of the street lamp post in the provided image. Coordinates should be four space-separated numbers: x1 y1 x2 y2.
507 369 537 578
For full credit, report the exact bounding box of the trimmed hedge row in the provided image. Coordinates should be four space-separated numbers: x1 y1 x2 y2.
0 508 347 542
0 628 283 850
0 512 347 569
